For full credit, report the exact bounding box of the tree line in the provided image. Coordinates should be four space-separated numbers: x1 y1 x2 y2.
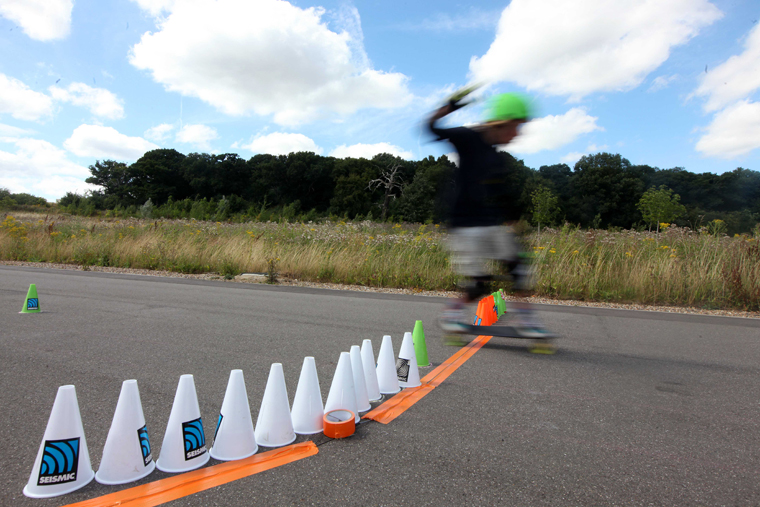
44 148 760 234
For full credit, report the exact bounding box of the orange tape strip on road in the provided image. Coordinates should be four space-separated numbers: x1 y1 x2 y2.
63 442 318 507
363 334 492 424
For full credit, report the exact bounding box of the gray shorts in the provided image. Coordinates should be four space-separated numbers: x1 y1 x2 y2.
447 226 520 278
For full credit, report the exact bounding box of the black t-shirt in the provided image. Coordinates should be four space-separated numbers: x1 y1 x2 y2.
430 124 519 227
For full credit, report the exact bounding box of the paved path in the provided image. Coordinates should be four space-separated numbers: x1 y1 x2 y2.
1 266 759 506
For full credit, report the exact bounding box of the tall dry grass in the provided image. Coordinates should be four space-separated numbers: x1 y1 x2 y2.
2 213 758 309
529 225 760 309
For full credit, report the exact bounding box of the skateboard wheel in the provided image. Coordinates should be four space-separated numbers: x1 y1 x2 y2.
528 342 556 355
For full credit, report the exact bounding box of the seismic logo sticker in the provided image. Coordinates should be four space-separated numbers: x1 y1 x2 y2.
395 357 410 383
182 417 206 461
213 414 223 445
37 437 80 486
137 425 152 467
27 298 39 311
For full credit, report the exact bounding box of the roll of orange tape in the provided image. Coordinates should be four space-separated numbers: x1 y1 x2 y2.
323 409 356 439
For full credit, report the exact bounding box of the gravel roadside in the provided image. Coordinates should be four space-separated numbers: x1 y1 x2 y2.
2 260 758 320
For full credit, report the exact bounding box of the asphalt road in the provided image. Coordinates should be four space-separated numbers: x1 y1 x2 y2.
1 265 759 506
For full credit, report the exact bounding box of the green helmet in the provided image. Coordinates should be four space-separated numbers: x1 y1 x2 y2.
486 93 532 122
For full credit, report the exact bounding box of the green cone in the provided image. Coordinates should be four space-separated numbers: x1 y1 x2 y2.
492 291 505 317
20 284 40 314
412 320 430 366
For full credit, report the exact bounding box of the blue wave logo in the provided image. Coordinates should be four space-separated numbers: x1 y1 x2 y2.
137 425 152 467
37 438 79 486
27 298 39 311
182 417 206 461
213 414 223 444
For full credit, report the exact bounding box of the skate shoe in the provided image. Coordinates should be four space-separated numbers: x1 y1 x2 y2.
438 301 470 335
511 310 554 339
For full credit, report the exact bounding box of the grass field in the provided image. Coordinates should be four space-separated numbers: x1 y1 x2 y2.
2 212 759 310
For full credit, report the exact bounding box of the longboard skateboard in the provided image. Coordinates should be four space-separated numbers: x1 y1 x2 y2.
444 323 558 354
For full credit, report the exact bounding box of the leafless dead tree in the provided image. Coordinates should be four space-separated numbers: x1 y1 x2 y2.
368 163 405 221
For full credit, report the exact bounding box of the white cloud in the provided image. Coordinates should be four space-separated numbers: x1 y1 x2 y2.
470 0 721 99
243 132 322 156
692 23 760 112
395 8 498 32
0 0 73 41
507 108 603 155
130 0 177 17
0 73 54 121
0 137 92 200
648 74 679 93
144 123 175 142
128 0 412 125
49 82 125 120
560 152 584 164
175 124 218 150
0 123 34 137
329 142 413 160
695 100 760 159
64 125 159 160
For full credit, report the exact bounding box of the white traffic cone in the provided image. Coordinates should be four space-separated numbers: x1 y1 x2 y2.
361 339 382 401
156 375 209 473
324 352 360 423
291 357 324 435
23 385 95 498
254 364 296 447
350 346 371 412
95 380 155 485
209 370 257 461
376 335 400 394
397 332 421 388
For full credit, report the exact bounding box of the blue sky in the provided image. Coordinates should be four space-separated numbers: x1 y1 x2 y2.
1 0 759 201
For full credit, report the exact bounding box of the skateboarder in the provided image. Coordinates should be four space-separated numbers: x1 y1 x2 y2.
428 90 552 341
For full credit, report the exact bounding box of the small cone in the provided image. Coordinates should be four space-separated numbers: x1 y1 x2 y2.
156 375 209 473
361 339 382 401
95 380 155 485
209 370 257 461
397 332 421 388
255 364 296 447
23 385 94 498
291 357 324 435
493 291 506 317
20 283 40 314
376 335 400 394
324 352 360 423
412 320 430 367
350 346 371 412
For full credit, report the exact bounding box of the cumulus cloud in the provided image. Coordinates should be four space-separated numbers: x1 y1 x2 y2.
175 124 218 150
129 0 412 125
506 108 603 155
64 124 159 160
0 0 73 41
692 23 760 112
49 83 125 120
144 123 175 142
695 100 760 158
242 132 322 156
0 137 91 200
329 142 413 160
0 73 54 121
470 0 721 99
